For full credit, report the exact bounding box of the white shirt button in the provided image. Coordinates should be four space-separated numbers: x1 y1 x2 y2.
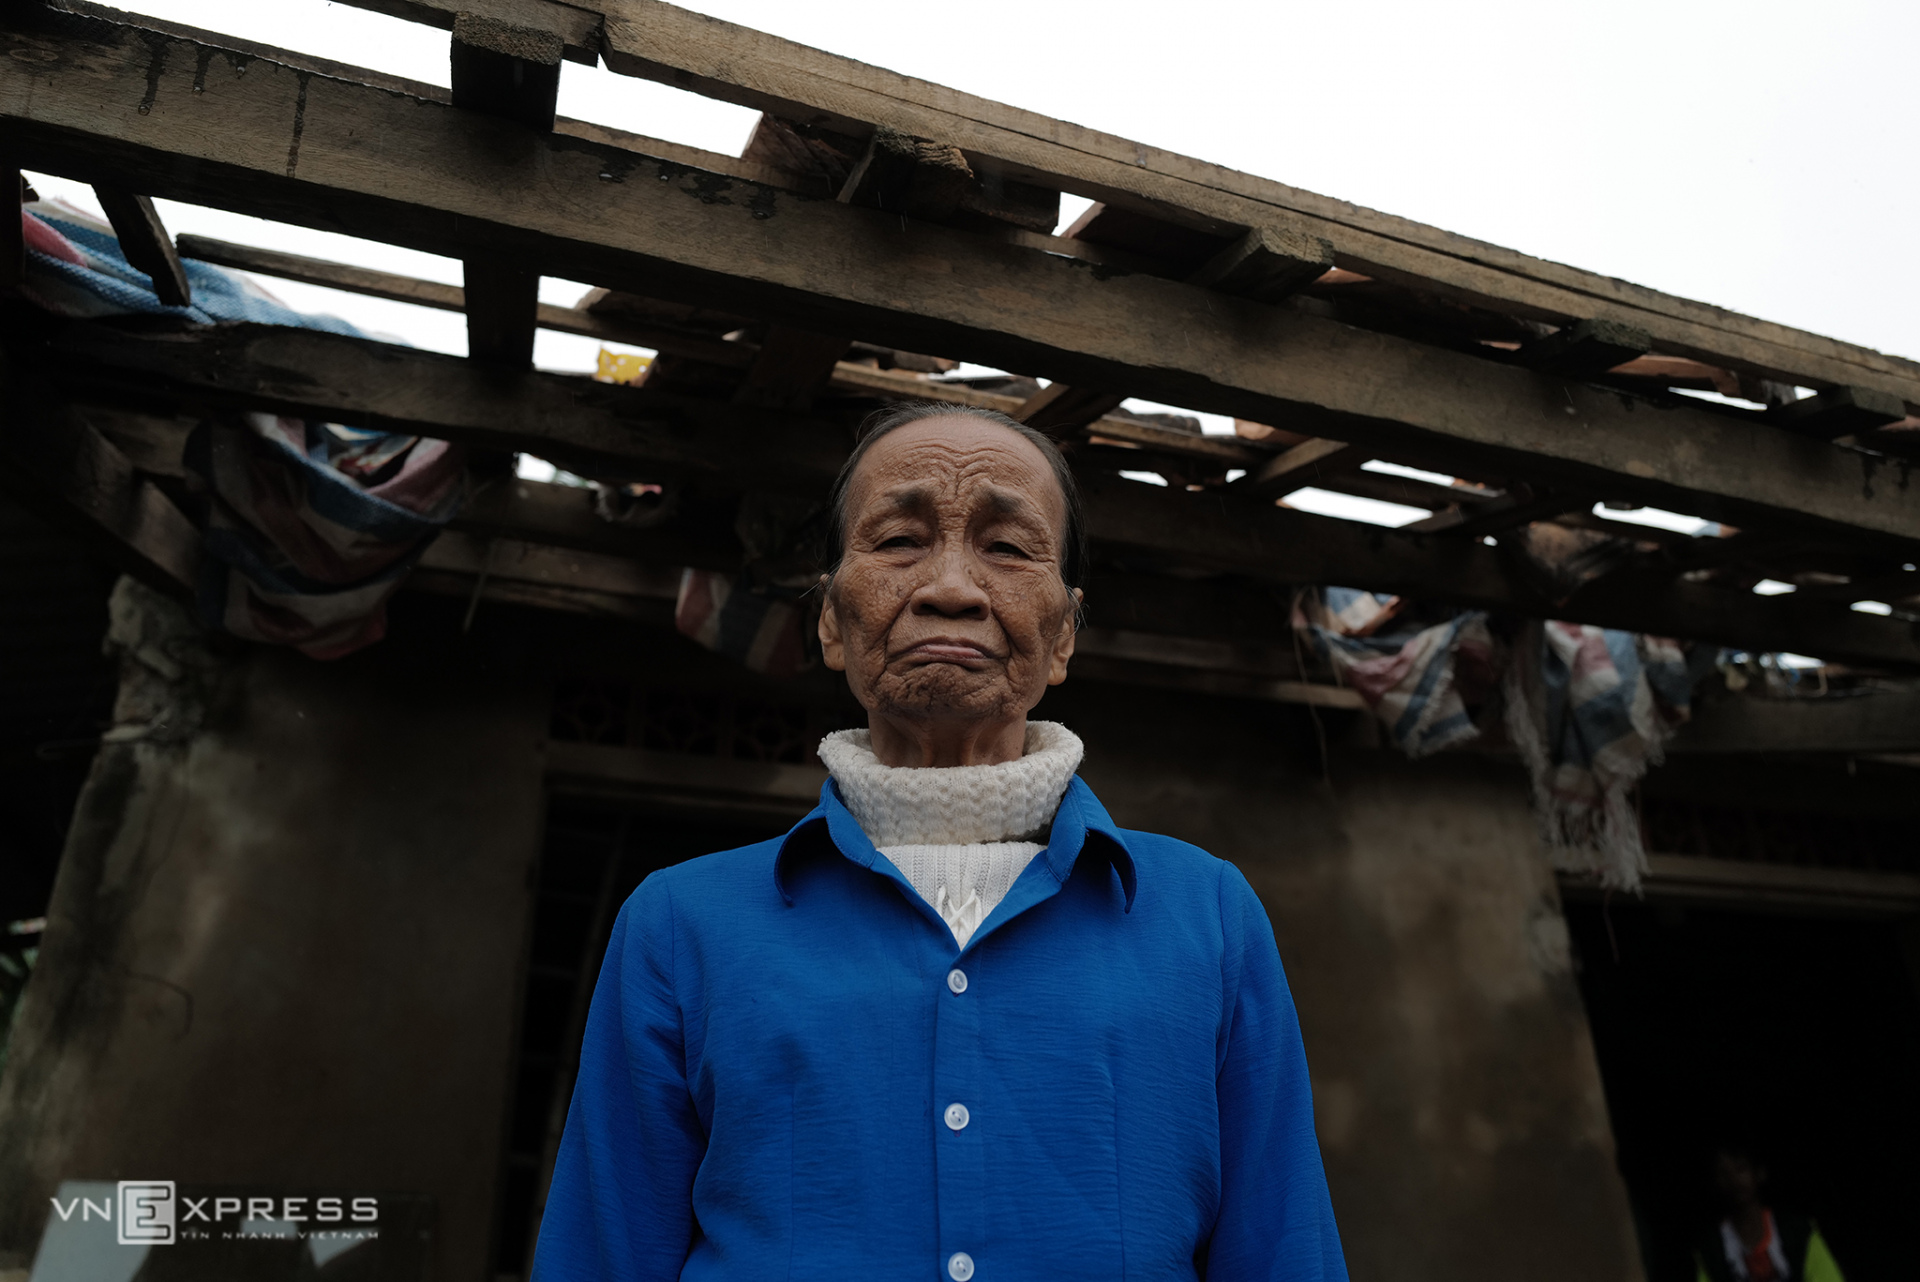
947 968 968 994
944 1102 970 1131
948 1251 975 1281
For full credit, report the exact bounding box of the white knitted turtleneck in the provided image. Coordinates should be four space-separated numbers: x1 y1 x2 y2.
816 721 1085 947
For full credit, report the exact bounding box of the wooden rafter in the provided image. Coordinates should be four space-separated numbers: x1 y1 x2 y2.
5 11 1916 555
24 321 1917 666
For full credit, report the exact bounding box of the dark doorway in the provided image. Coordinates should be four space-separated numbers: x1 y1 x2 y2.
490 798 796 1277
1567 901 1920 1282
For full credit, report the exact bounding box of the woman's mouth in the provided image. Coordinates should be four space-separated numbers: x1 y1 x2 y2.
898 639 996 665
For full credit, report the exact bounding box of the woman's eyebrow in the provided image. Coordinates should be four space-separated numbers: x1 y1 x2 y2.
979 487 1057 536
863 485 935 520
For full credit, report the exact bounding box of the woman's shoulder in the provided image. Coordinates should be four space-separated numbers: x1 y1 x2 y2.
1109 827 1256 903
625 831 793 913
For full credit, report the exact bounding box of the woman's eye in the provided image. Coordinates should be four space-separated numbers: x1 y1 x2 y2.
989 541 1029 558
876 535 919 550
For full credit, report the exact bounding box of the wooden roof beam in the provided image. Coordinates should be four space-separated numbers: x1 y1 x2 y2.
92 187 191 307
326 0 603 64
559 0 1920 409
450 12 564 368
1515 319 1652 381
1013 383 1129 436
6 11 1918 553
29 320 1920 667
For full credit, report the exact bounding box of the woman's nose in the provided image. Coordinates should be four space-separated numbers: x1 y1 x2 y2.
912 543 990 618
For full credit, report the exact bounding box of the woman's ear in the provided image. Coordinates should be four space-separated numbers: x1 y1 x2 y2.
817 574 848 672
1047 587 1083 685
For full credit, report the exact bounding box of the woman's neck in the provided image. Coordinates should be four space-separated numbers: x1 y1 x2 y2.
866 712 1027 767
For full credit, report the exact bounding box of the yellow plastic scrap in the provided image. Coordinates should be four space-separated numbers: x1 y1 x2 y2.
595 349 654 385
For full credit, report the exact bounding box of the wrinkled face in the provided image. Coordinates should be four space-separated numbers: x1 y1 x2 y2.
820 416 1079 727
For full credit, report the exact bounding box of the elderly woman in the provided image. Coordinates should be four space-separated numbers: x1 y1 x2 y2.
535 405 1347 1282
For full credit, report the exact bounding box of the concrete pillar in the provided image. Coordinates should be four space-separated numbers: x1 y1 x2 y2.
0 581 546 1281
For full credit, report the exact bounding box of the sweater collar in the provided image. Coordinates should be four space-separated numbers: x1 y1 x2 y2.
814 721 1084 847
774 775 1138 923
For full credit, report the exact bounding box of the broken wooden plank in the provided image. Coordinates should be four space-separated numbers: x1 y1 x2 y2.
1402 488 1585 536
452 474 741 571
1240 438 1367 497
91 186 191 306
837 124 972 222
1771 385 1908 440
824 364 1265 465
559 0 1920 408
46 322 850 492
1013 383 1128 435
6 13 1918 552
329 0 603 63
1516 318 1652 380
37 321 1920 665
735 326 850 410
1077 472 1920 667
173 234 757 366
1186 226 1334 304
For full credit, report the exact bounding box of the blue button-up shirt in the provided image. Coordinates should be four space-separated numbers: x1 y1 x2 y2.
534 775 1347 1282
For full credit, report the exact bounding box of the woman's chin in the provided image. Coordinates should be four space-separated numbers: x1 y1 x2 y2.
869 668 1024 721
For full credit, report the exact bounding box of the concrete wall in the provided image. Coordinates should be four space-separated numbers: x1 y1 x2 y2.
0 583 548 1281
1048 680 1644 1282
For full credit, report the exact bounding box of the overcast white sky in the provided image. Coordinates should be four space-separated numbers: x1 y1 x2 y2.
27 0 1920 537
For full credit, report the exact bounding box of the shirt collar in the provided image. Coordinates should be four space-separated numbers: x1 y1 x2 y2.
774 774 1137 913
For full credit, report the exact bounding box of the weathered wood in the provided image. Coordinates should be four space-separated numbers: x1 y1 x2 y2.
955 170 1058 233
824 364 1266 465
1013 383 1127 435
1517 319 1652 380
174 234 759 366
10 16 1914 552
91 186 191 306
1772 385 1908 441
0 372 200 594
1403 488 1585 536
46 323 851 492
452 475 741 571
837 124 971 222
414 529 681 618
735 326 850 410
1186 226 1334 304
451 12 563 128
1670 686 1920 755
569 0 1920 409
330 0 603 63
1076 472 1920 667
1240 437 1366 497
462 259 540 366
34 322 1917 664
1070 652 1365 710
451 12 563 366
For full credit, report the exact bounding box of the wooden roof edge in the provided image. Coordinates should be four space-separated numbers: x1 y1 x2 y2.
315 0 1920 396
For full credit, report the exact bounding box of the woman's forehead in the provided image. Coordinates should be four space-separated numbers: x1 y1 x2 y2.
850 416 1061 510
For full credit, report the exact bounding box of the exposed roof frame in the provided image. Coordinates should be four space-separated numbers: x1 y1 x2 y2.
4 9 1918 555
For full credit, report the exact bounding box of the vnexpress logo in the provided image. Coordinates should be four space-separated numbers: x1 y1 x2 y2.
116 1180 175 1245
